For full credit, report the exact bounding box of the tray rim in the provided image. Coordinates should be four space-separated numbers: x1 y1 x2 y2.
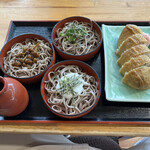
2 20 150 125
1 119 150 125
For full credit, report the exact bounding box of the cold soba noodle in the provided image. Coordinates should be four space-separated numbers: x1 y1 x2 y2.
4 39 53 78
54 20 100 55
44 65 99 115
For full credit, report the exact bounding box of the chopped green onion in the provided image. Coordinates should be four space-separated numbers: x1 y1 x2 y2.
60 32 65 37
59 22 88 44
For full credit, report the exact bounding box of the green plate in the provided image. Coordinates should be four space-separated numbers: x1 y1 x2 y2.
102 24 150 102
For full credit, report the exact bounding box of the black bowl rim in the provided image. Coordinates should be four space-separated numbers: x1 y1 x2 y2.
40 59 101 119
51 16 103 57
0 33 55 80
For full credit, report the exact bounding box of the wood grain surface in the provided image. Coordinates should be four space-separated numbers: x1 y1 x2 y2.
1 122 150 136
0 0 150 136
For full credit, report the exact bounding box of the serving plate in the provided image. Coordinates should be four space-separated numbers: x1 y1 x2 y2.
102 24 150 102
1 21 150 124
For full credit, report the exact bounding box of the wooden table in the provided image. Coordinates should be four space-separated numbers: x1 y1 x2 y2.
0 0 150 136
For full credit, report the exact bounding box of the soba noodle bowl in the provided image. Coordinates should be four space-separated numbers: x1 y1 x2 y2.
54 20 100 55
4 38 53 78
44 65 99 115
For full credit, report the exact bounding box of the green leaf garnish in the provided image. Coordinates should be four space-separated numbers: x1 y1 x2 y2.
57 74 82 97
60 32 65 37
60 22 88 44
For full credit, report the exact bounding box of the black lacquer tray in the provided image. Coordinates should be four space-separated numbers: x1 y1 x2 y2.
1 20 150 124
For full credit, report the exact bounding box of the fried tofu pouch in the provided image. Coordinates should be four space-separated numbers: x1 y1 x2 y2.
120 55 150 75
122 66 150 89
118 24 143 47
116 34 148 56
117 44 150 66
